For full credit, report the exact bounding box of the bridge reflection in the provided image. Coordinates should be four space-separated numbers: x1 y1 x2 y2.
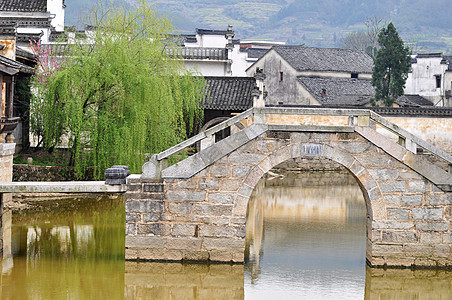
0 192 451 299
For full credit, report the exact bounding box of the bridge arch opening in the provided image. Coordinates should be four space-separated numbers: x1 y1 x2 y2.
244 157 368 295
237 142 384 266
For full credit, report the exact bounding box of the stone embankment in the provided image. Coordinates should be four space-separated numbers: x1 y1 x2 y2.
13 164 94 181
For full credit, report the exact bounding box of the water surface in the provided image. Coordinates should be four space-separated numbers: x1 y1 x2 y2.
1 172 451 299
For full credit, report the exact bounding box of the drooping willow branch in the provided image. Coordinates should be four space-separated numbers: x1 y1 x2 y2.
30 0 204 179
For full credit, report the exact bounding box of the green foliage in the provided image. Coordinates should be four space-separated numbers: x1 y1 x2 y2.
371 23 411 106
31 0 204 179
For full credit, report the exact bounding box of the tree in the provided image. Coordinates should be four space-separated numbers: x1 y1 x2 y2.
31 0 204 179
371 22 411 106
341 17 386 58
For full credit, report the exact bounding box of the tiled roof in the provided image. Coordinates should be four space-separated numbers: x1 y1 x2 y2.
416 53 442 58
168 34 197 46
395 95 433 107
247 48 268 59
196 29 227 35
0 0 47 12
16 32 43 42
0 25 16 36
167 47 228 61
273 45 373 73
444 56 452 71
0 18 50 27
297 76 375 106
0 54 34 74
201 76 255 110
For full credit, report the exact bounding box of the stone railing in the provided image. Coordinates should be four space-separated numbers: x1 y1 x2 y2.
0 117 20 135
143 107 452 182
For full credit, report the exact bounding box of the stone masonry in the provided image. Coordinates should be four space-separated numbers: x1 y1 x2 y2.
0 142 14 254
126 129 452 268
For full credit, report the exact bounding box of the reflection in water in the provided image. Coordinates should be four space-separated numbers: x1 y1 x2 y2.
245 171 367 299
2 209 13 275
125 262 244 300
0 173 451 299
365 267 452 299
2 196 125 299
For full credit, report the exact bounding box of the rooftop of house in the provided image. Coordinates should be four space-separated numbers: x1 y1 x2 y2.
416 53 443 58
395 94 433 107
0 54 34 74
0 0 47 12
272 45 373 74
167 47 228 61
444 55 452 71
297 76 375 106
196 29 228 36
201 76 255 111
245 48 269 60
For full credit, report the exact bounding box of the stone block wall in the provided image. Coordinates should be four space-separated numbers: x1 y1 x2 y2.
126 131 452 267
0 143 14 255
13 164 94 181
0 143 14 182
126 174 245 262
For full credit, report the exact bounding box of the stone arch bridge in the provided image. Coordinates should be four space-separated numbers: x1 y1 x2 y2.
126 107 452 268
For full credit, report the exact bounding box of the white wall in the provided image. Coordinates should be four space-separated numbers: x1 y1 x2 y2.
183 61 228 76
47 0 65 32
230 45 247 77
405 55 448 105
194 34 227 48
17 27 50 43
246 50 312 105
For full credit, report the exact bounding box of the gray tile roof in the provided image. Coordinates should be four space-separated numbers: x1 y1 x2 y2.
167 47 228 61
444 55 452 71
395 95 433 107
201 76 256 110
273 45 373 73
0 0 47 12
297 76 375 106
196 29 227 35
0 17 50 27
247 48 268 59
0 54 34 74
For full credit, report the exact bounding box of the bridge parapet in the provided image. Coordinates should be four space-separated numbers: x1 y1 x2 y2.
143 107 452 190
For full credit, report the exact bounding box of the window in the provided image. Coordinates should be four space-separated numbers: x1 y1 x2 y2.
280 72 284 81
435 75 441 88
351 73 358 79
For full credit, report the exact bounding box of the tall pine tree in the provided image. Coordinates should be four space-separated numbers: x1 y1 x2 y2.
371 22 411 106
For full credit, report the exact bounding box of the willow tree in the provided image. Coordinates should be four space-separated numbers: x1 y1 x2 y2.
31 1 204 179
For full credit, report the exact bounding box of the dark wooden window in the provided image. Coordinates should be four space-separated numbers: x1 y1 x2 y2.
435 75 441 88
351 73 358 79
280 72 283 81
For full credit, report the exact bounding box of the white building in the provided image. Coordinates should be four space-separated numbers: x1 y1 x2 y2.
404 53 452 106
171 26 282 77
246 45 375 106
0 0 66 63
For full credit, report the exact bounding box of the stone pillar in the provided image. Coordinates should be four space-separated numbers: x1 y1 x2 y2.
253 68 266 125
0 142 15 255
125 176 167 260
224 25 234 76
200 134 215 150
253 68 266 108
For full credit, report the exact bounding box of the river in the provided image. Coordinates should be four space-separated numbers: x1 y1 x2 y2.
1 171 451 299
